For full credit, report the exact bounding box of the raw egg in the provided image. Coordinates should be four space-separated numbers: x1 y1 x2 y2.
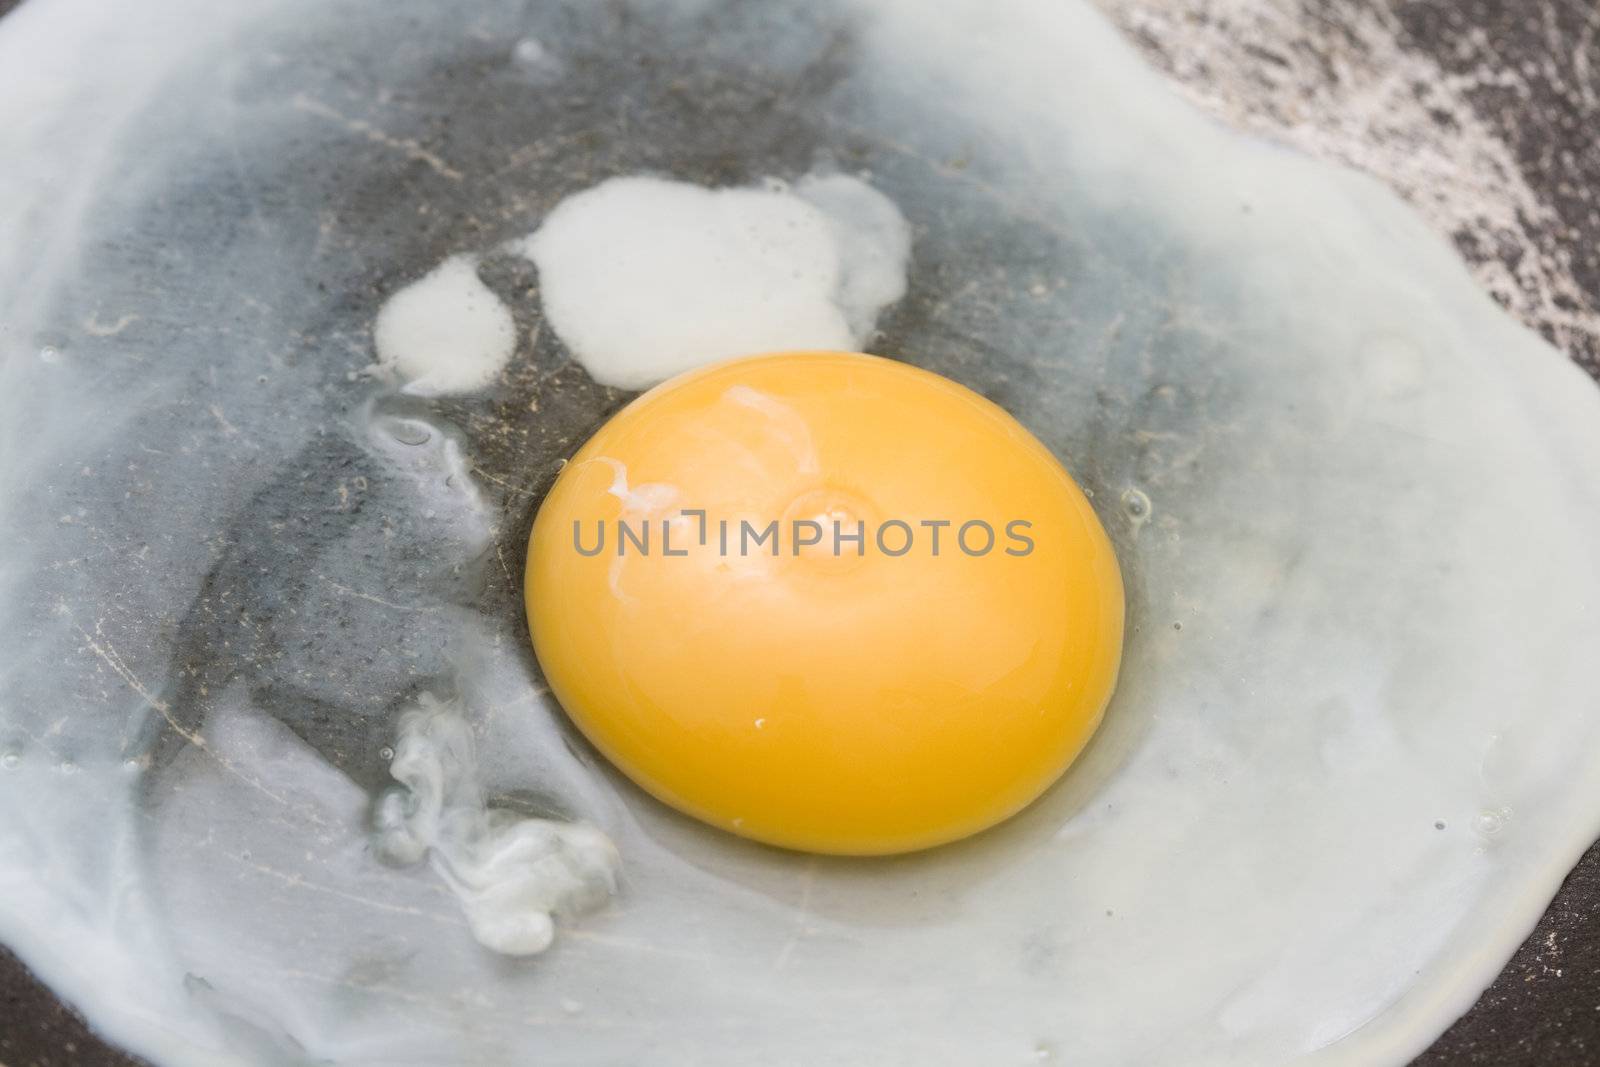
526 351 1124 854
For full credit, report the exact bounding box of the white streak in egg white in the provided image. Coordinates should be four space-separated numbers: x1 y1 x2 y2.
136 609 627 1064
374 697 619 956
372 254 516 396
519 173 911 389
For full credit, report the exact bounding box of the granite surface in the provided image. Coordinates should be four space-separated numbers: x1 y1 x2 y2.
0 1 1595 1064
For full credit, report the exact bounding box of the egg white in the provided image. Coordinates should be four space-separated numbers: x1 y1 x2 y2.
0 1 1597 1066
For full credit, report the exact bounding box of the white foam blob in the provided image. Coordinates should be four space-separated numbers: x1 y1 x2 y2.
373 254 516 396
373 696 619 956
519 173 912 389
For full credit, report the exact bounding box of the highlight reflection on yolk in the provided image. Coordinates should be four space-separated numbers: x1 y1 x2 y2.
526 351 1124 855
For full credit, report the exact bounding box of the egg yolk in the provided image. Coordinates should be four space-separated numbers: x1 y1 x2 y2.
526 351 1124 855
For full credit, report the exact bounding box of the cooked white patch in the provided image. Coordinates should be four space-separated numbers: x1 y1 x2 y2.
519 173 911 389
373 254 516 396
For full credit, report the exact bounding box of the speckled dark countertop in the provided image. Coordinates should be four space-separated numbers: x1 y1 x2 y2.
0 1 1595 1065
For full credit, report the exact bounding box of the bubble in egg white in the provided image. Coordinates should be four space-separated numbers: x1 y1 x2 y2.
1120 487 1152 522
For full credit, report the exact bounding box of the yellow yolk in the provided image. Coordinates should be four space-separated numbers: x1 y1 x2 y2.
526 351 1124 855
